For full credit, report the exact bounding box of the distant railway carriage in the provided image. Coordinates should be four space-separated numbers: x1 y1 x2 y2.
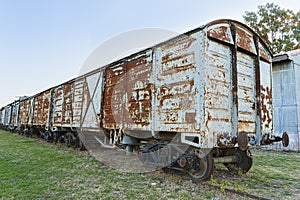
272 49 300 151
0 97 26 132
3 104 11 127
3 103 14 129
0 107 4 126
11 100 20 129
0 19 289 181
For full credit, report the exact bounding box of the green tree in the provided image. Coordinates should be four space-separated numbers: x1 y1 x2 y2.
243 3 300 54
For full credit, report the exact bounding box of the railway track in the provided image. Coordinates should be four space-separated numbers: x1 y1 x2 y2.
92 148 272 200
162 168 272 200
201 182 271 200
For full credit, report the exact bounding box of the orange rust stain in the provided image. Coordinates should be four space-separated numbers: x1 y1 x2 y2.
207 26 232 44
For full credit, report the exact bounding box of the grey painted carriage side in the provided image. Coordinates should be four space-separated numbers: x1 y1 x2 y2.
12 101 20 127
73 68 105 131
272 49 300 151
3 104 12 126
0 107 5 125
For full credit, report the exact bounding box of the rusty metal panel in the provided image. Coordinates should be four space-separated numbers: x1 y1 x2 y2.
101 50 153 131
18 100 25 125
52 85 64 127
52 81 75 128
62 83 74 127
204 36 233 142
30 90 51 127
237 52 256 134
207 24 233 45
33 94 43 125
260 60 273 134
153 33 200 133
205 22 273 147
19 98 31 126
122 50 153 130
259 43 271 62
207 23 257 56
42 90 52 128
103 61 127 129
73 78 85 127
236 27 257 55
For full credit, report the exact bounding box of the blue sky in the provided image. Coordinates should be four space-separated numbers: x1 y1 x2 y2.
0 0 299 106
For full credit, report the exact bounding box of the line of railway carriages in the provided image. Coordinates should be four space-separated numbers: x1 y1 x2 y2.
0 19 290 181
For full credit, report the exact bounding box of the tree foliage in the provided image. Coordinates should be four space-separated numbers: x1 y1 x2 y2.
243 3 300 54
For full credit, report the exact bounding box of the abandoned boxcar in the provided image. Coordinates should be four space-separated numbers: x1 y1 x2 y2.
0 19 289 181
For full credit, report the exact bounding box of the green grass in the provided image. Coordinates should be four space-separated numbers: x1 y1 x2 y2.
0 131 163 199
0 130 224 200
210 149 300 199
1 130 300 199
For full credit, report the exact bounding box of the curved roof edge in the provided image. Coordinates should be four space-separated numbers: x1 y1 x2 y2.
273 49 300 62
203 19 273 57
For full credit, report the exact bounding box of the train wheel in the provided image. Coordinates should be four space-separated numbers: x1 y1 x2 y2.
18 128 23 135
42 131 47 140
26 129 32 137
224 149 252 174
52 132 57 144
75 135 84 150
42 131 51 142
186 148 214 182
47 131 54 142
64 132 76 148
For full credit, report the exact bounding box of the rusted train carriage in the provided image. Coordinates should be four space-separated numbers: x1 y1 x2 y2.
0 19 289 182
48 80 76 142
17 95 42 136
16 82 77 141
32 90 52 133
1 100 21 131
17 90 52 136
15 71 105 147
47 69 105 147
79 19 289 181
18 96 34 135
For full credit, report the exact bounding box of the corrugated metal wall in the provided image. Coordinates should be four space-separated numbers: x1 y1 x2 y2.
273 51 300 151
